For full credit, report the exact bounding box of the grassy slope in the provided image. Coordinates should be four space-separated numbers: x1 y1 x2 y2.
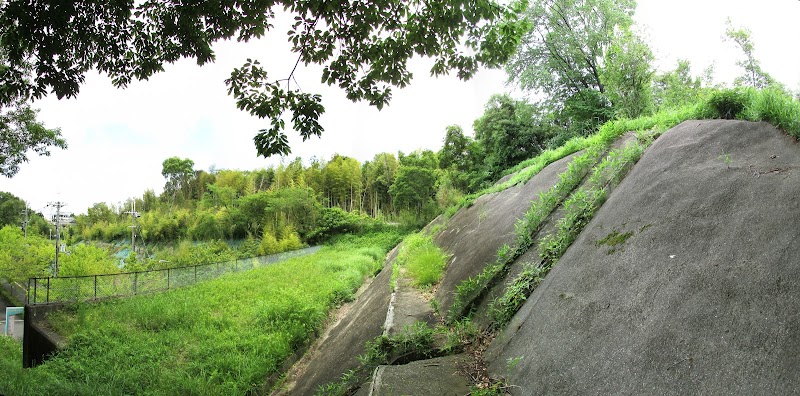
0 232 402 396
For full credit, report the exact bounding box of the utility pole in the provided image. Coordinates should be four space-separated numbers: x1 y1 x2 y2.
124 201 139 254
47 201 66 277
20 203 28 238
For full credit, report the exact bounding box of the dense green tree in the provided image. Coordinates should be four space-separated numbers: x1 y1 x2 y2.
234 192 273 238
601 29 654 118
161 157 196 204
398 150 439 170
653 60 704 110
554 89 613 143
0 225 53 283
0 191 50 237
507 0 635 103
505 0 648 134
321 155 362 211
85 202 116 224
188 170 216 201
0 0 527 158
262 187 320 237
362 153 398 217
438 125 484 192
439 125 473 170
0 102 66 177
390 165 437 218
58 244 118 277
274 158 306 189
250 168 276 193
204 184 238 209
26 211 51 237
0 191 24 228
142 189 159 212
303 158 325 197
473 94 553 177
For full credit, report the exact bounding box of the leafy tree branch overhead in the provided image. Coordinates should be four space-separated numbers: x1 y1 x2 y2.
0 0 529 166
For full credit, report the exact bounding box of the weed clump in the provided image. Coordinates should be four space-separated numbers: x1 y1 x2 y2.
703 88 749 119
394 233 449 288
596 230 634 248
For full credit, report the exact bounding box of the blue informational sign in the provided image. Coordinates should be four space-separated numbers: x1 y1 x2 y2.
4 306 23 336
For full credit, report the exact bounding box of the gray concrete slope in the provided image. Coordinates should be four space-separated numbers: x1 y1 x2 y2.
363 355 471 395
283 247 400 395
487 120 800 395
434 153 581 313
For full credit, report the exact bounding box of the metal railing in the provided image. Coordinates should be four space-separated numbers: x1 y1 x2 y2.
27 246 321 305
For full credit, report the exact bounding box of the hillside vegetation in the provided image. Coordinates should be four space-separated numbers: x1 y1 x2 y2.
2 1 799 394
0 232 402 395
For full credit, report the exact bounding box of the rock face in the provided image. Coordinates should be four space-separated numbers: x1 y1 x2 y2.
434 152 581 313
487 120 800 394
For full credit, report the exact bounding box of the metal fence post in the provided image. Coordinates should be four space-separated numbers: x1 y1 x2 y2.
46 277 50 304
167 268 170 290
194 265 197 283
94 275 98 300
134 272 138 295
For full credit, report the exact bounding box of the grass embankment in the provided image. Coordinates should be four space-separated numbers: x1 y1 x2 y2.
0 231 402 396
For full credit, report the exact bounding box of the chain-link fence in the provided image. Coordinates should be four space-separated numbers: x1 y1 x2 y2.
27 246 321 305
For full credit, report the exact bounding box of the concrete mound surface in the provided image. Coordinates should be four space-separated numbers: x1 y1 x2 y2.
279 247 399 395
487 120 800 394
434 152 582 313
358 355 471 395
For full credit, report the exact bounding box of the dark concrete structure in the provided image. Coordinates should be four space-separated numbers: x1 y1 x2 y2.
23 304 65 368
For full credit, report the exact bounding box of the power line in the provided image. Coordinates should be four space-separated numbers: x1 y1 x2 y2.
20 202 28 238
47 201 66 277
124 201 140 255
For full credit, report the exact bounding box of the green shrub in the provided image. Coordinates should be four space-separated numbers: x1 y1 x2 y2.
395 233 448 288
702 88 748 119
307 207 382 243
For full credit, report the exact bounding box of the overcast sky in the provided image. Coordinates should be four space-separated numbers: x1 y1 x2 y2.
3 0 799 216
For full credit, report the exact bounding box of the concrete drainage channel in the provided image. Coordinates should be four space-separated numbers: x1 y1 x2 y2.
381 292 397 337
360 270 472 395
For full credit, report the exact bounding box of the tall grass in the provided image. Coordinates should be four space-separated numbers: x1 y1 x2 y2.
394 234 448 288
743 87 800 137
490 139 652 327
0 231 402 396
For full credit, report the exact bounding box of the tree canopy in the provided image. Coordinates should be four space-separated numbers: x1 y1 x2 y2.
0 101 65 177
0 0 528 163
161 157 196 203
506 0 636 103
